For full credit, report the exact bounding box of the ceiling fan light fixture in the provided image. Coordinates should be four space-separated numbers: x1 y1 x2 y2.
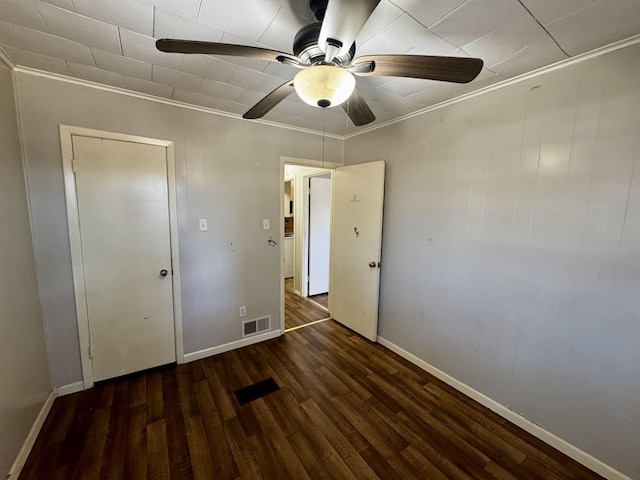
293 65 355 108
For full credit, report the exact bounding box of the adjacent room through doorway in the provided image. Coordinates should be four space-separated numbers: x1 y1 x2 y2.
283 164 332 331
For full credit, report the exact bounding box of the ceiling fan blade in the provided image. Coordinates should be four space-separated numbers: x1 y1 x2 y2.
243 80 296 119
318 0 380 60
342 88 375 126
350 55 484 83
156 39 301 64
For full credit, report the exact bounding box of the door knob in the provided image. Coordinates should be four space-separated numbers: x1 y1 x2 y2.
369 262 377 268
160 269 168 277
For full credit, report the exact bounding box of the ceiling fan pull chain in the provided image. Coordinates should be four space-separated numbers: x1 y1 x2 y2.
322 109 326 169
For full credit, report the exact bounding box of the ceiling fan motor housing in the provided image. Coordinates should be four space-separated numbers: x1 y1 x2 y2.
293 22 355 66
309 0 327 21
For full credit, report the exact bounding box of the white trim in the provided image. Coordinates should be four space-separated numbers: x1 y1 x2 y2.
59 127 93 388
280 156 342 169
6 324 281 478
284 317 330 333
344 34 640 139
377 336 632 480
54 381 85 397
0 46 16 69
165 142 185 364
306 298 329 312
7 391 55 479
183 329 282 363
279 159 286 339
6 35 640 141
301 176 310 298
59 125 184 388
13 66 343 140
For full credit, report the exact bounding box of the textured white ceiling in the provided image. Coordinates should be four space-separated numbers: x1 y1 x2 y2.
1 0 639 136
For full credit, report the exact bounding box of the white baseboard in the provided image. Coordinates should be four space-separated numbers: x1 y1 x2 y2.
183 329 282 363
54 381 84 397
7 390 56 479
377 336 630 480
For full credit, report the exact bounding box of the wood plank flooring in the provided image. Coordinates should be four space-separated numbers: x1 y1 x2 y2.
308 292 329 310
284 278 328 330
285 278 328 311
21 320 604 479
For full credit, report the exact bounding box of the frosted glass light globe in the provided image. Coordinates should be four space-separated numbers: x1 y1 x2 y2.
293 65 356 108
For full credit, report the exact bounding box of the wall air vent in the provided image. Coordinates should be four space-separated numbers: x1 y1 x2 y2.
242 315 271 338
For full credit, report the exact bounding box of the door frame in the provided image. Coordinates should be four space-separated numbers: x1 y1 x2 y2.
279 156 340 333
60 125 184 389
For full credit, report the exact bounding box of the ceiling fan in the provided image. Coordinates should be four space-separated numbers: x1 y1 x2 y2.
156 0 483 126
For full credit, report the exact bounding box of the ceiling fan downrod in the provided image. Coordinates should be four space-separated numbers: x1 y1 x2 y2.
293 23 355 66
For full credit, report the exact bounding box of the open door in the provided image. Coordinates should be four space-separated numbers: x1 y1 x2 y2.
330 161 385 341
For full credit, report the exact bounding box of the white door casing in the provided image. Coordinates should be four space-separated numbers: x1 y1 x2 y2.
308 175 332 296
279 157 341 333
61 126 183 388
330 161 385 341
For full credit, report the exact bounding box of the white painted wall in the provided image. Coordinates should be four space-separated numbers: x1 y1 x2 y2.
344 43 640 479
8 40 639 478
14 73 342 387
0 66 51 476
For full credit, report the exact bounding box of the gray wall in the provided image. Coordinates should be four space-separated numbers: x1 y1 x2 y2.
0 65 51 475
345 43 640 478
14 73 342 387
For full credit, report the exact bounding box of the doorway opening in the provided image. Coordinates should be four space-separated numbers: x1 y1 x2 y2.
281 161 334 332
279 157 386 340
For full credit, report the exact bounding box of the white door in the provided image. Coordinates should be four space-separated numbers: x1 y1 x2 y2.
308 175 332 296
72 135 176 381
330 161 385 341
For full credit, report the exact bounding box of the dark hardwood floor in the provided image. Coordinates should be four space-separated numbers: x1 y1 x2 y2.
308 292 329 310
285 277 329 311
284 278 329 330
20 319 604 479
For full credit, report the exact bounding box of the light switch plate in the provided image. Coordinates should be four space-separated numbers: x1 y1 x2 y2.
262 219 270 230
199 219 208 231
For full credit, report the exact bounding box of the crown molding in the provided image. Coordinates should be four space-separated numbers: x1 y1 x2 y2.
12 65 344 140
7 33 640 141
344 33 640 139
0 46 17 69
